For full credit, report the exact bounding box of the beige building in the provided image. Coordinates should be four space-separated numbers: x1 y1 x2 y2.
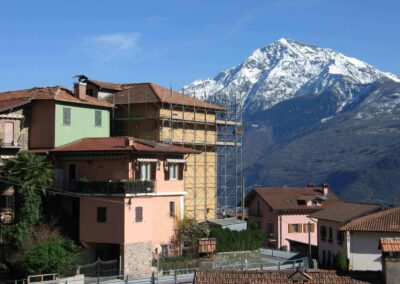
78 76 236 220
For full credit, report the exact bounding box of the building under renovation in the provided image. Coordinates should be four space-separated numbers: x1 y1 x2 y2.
76 76 242 220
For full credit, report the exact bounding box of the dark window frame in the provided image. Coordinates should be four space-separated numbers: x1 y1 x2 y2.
135 206 143 222
97 207 107 223
169 201 176 217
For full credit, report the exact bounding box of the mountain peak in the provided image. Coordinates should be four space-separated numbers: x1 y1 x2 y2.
183 39 400 113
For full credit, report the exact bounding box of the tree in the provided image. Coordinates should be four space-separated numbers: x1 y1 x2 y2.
2 152 53 245
335 251 347 272
1 152 81 277
171 217 209 251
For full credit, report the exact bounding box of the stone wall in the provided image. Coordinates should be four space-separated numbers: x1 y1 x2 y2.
384 258 400 284
123 241 153 278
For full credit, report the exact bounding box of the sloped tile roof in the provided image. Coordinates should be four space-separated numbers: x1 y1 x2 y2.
88 79 122 91
246 187 339 212
50 136 199 154
310 201 381 223
0 98 32 112
340 207 400 232
194 269 382 284
106 82 224 110
0 86 112 108
380 238 400 252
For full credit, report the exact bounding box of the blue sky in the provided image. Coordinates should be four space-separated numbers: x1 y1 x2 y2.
0 0 399 92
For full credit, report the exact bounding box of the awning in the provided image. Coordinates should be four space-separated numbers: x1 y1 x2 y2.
136 158 159 163
166 159 187 164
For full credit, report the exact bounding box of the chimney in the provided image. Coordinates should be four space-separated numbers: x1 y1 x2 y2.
125 137 134 146
73 75 88 100
321 183 329 195
307 182 315 188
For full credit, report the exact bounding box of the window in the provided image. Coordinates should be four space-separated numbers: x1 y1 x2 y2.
320 226 327 241
135 206 143 222
328 227 333 242
140 163 151 181
63 107 71 126
337 230 344 245
168 163 183 180
97 207 107 223
169 201 176 217
5 196 14 209
266 222 274 234
255 200 261 216
68 164 76 180
288 224 302 233
303 223 315 233
95 110 102 127
169 163 178 180
161 244 169 257
86 89 94 96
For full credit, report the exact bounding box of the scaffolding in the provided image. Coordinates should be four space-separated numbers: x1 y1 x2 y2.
110 83 242 221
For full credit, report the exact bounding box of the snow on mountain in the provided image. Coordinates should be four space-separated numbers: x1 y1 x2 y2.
183 38 400 115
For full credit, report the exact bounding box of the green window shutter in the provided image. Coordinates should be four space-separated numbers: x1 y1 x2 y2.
95 110 102 127
63 107 71 125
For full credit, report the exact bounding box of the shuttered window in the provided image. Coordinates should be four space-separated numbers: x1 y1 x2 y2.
95 110 102 127
135 206 143 222
97 207 107 223
303 223 315 233
169 201 176 217
63 107 71 125
288 224 302 233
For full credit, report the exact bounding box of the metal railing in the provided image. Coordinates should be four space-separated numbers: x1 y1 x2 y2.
73 180 155 195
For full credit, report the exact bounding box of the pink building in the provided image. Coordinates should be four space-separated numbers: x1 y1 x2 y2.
50 136 198 276
245 184 339 255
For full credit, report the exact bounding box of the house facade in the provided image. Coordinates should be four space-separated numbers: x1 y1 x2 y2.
50 136 198 276
73 75 237 221
380 238 400 284
310 201 381 268
245 184 339 254
0 86 112 226
339 207 400 271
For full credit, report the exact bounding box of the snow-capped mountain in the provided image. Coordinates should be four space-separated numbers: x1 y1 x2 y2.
184 38 400 204
183 38 399 115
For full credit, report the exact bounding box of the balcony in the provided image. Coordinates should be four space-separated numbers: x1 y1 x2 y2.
0 134 27 149
73 180 155 195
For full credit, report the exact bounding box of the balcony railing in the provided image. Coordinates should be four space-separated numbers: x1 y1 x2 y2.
0 134 27 149
73 180 155 195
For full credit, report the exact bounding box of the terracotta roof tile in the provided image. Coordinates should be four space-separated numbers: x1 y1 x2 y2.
246 187 339 212
107 82 224 110
0 98 32 112
0 86 112 108
310 202 381 223
379 238 400 252
340 207 400 232
194 269 382 284
50 136 199 154
88 79 122 91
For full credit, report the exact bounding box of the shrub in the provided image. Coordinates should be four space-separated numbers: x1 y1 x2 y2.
335 251 347 272
209 226 265 252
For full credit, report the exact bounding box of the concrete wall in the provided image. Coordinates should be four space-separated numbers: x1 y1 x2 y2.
30 100 55 149
384 257 400 284
54 102 110 147
349 231 400 271
80 197 125 244
317 219 347 266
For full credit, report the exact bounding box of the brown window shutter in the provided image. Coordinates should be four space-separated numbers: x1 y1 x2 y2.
288 224 292 233
178 164 183 180
135 206 143 222
299 224 303 233
303 224 307 232
311 224 315 232
150 164 156 180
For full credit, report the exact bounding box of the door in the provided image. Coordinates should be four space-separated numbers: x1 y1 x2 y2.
4 122 14 145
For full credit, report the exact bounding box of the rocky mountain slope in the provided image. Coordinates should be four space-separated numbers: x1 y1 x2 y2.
184 39 400 204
